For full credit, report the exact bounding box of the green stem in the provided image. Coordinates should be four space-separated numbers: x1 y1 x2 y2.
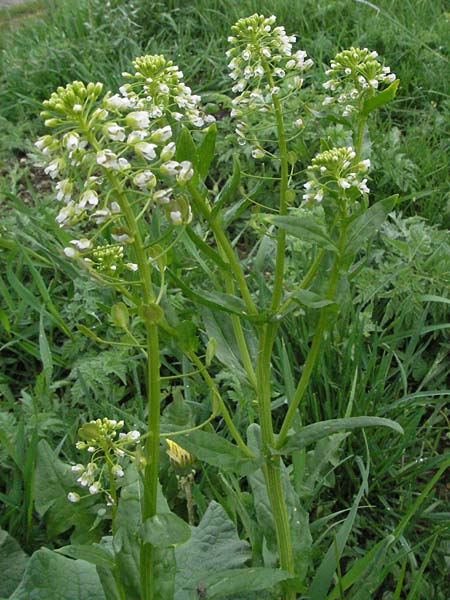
354 114 367 160
277 227 347 448
256 324 295 599
187 182 257 316
187 350 254 458
270 93 289 311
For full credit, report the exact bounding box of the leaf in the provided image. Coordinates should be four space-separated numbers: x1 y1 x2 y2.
34 440 97 542
113 466 172 600
362 79 399 114
9 548 105 600
344 195 398 257
197 123 217 179
57 544 115 570
140 513 191 547
0 528 29 597
211 154 241 220
289 289 336 309
174 501 251 600
167 430 261 476
308 458 370 600
203 567 294 598
176 127 197 165
266 215 338 252
327 535 394 600
277 417 403 455
39 310 53 386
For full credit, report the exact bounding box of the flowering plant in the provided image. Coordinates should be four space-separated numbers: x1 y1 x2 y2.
33 13 402 600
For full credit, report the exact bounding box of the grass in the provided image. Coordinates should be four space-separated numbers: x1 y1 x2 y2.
0 1 449 598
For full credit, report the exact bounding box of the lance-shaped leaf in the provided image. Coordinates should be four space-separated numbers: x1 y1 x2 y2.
203 567 294 598
344 195 398 258
362 79 399 115
275 417 403 455
0 528 29 597
197 123 217 179
266 215 338 252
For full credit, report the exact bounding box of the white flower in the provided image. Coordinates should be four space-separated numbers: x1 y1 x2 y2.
73 104 82 113
79 189 99 208
96 150 118 170
160 160 181 177
65 133 80 150
55 179 73 202
338 178 351 189
359 178 370 194
105 94 132 111
177 161 194 184
133 170 157 189
170 210 183 225
71 464 84 473
294 118 303 128
153 188 172 204
112 464 124 477
126 111 150 129
118 157 131 171
106 123 126 141
160 142 176 161
150 126 172 144
252 148 265 159
128 430 140 441
70 238 91 250
127 130 147 144
64 246 77 258
135 142 157 160
67 492 80 503
89 482 100 495
44 159 60 179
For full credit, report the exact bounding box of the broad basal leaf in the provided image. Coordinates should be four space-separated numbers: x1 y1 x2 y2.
0 528 28 597
174 501 251 600
9 548 105 600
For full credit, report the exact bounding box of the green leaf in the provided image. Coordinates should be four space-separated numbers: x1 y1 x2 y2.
211 153 241 220
34 440 97 541
140 513 191 547
176 127 197 164
39 310 53 386
197 123 217 179
203 567 294 598
57 544 115 570
344 195 398 257
327 535 394 600
9 548 105 600
167 430 261 476
362 79 399 114
185 227 231 272
266 215 338 252
289 289 336 309
0 528 29 597
174 501 251 600
308 458 370 600
277 417 403 455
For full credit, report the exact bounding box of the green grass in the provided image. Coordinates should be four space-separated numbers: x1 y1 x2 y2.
0 1 449 598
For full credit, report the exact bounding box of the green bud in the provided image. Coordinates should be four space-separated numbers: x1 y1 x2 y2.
111 302 129 329
139 303 164 324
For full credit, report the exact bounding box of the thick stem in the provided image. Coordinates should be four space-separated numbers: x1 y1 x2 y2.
256 324 295 599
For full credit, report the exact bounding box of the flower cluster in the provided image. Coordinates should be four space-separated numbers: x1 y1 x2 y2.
226 14 312 150
303 146 370 206
119 54 215 128
35 56 207 273
322 47 396 116
67 418 141 505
